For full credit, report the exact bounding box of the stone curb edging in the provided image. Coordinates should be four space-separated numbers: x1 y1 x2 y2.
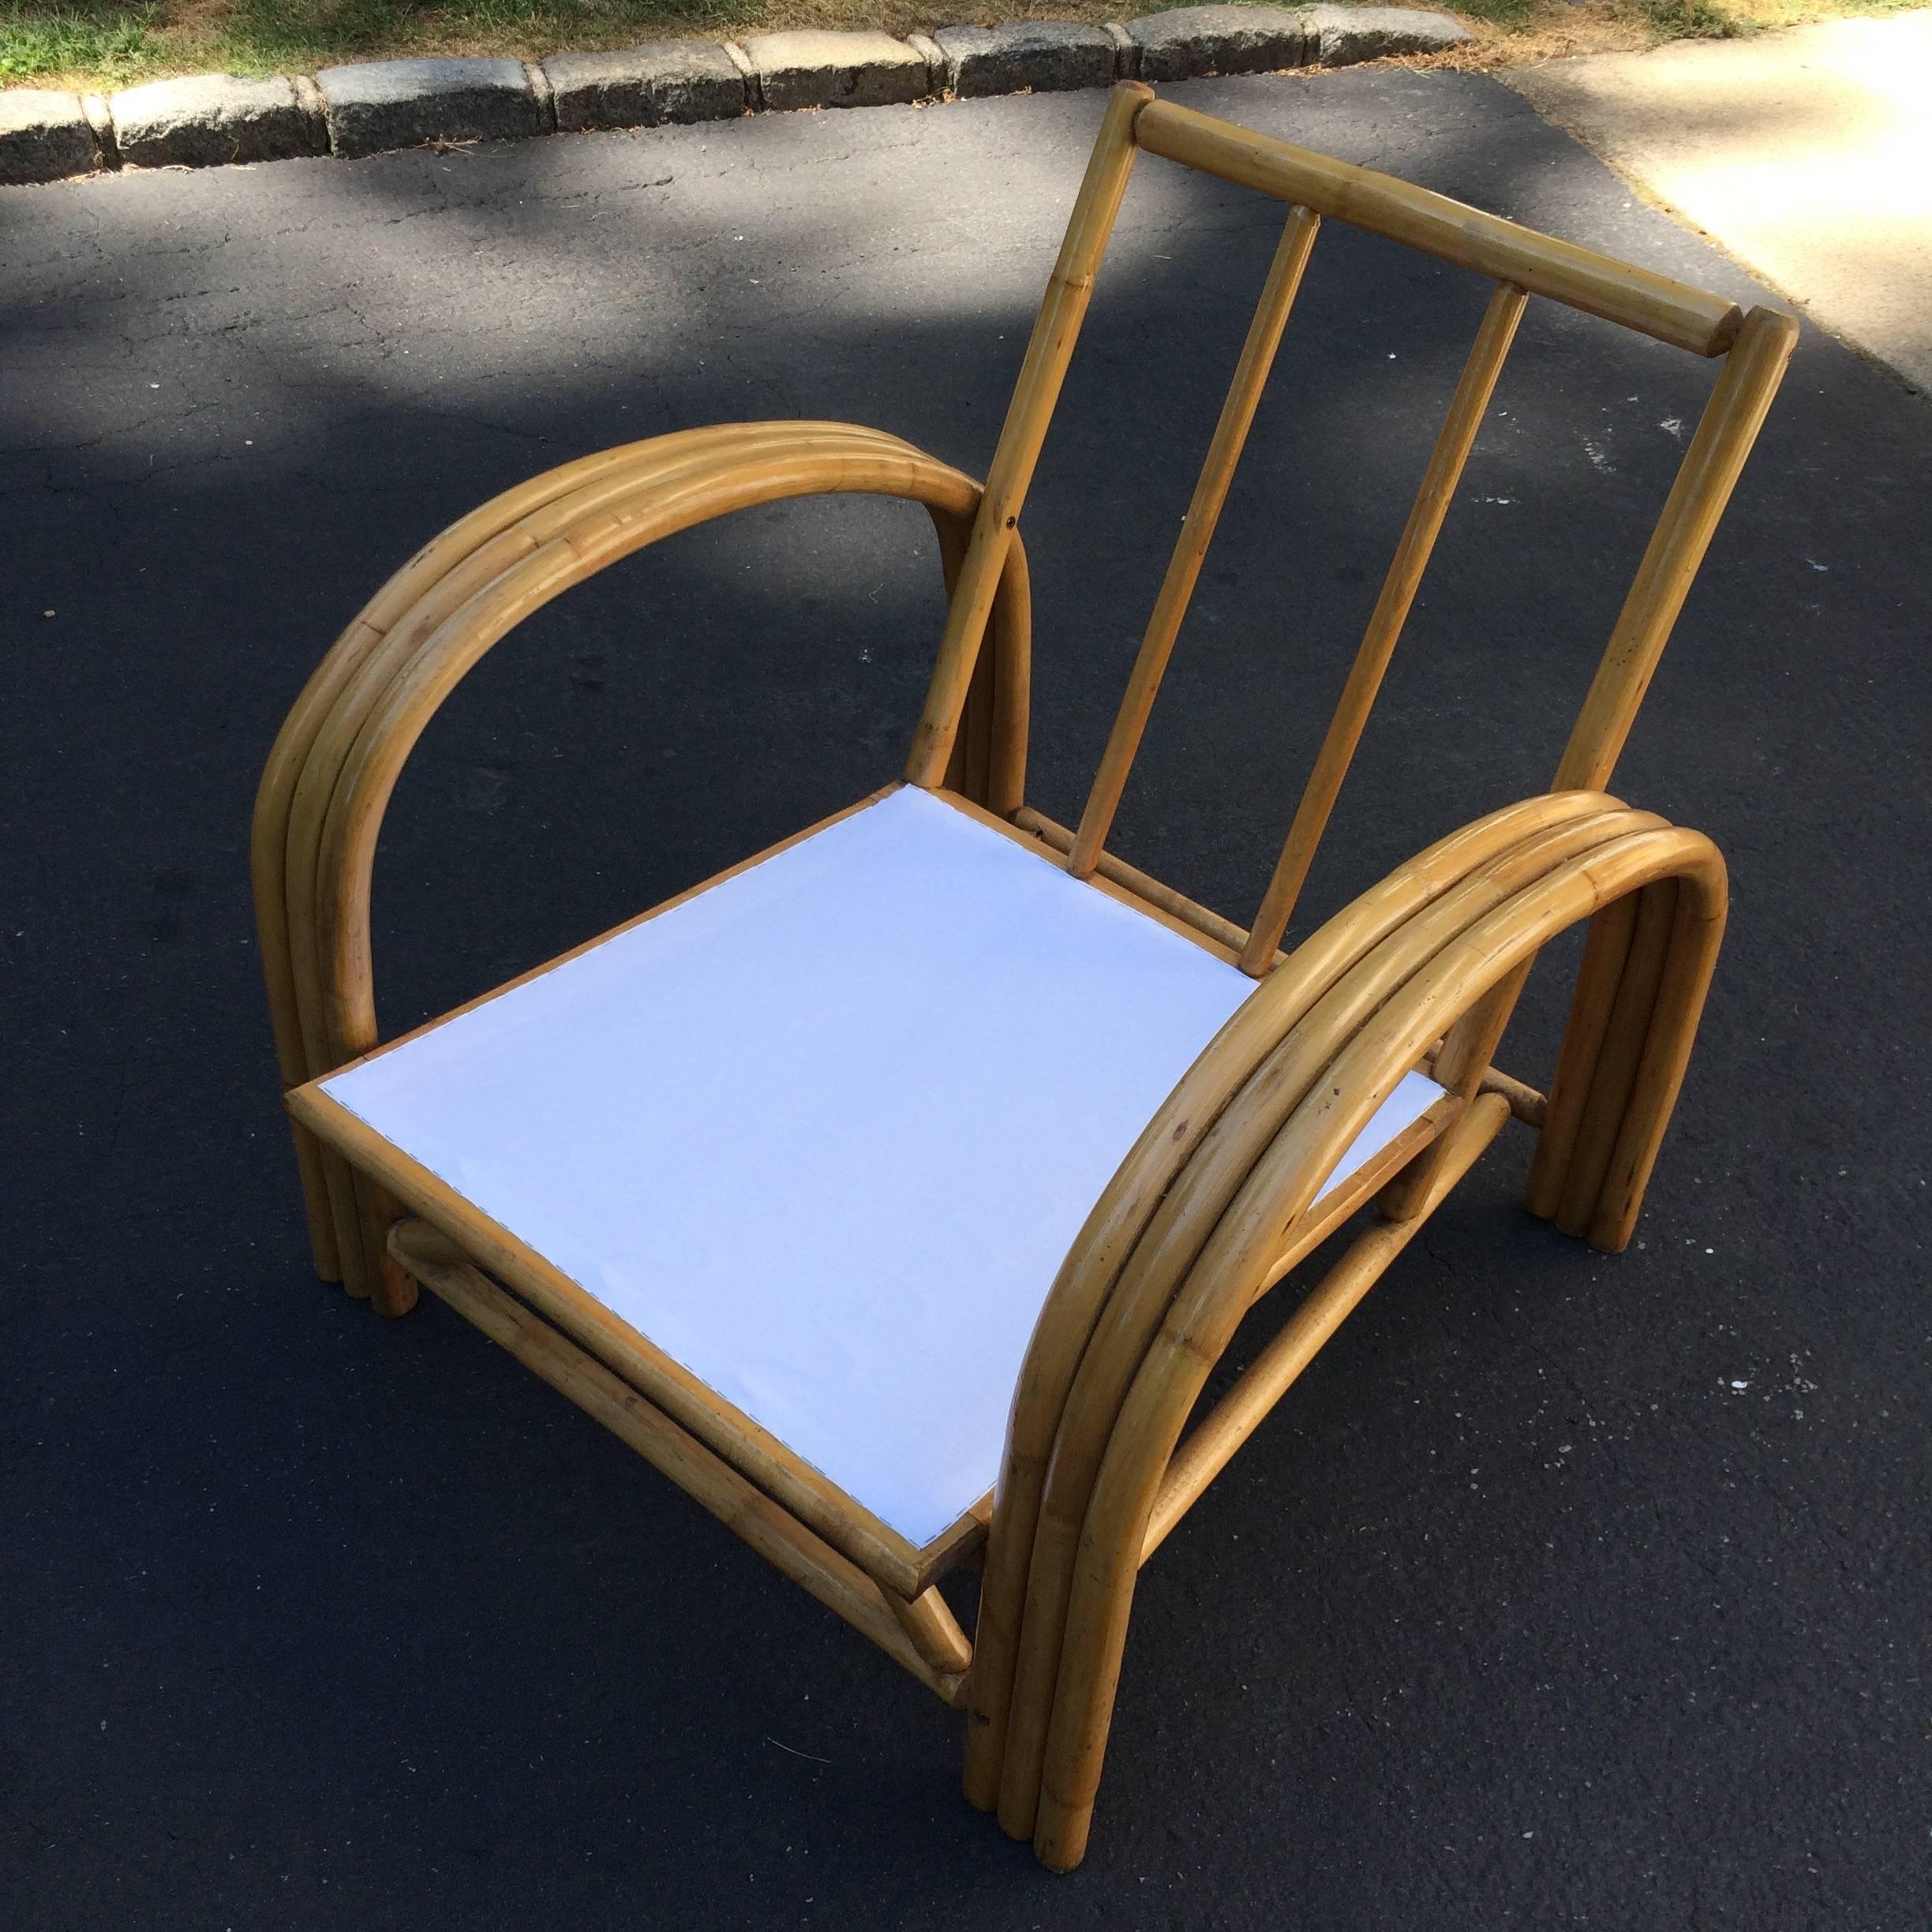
0 6 1469 188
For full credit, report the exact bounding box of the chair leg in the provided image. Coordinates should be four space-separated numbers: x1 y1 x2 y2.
357 1174 418 1317
1527 876 1721 1252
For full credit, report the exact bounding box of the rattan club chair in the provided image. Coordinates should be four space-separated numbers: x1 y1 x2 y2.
255 83 1795 1870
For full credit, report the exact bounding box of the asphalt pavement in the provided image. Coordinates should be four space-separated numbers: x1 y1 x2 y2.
3 70 1927 1930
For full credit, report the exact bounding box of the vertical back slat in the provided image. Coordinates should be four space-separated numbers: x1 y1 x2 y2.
905 82 1153 788
1069 204 1323 879
1239 279 1530 972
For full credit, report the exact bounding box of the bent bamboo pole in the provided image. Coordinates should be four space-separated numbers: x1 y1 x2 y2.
960 788 1624 1812
289 434 956 1300
253 424 889 1277
992 807 1670 1837
256 424 1032 1295
1020 826 1725 1867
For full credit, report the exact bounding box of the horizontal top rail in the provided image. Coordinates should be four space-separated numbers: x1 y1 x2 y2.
1133 99 1744 358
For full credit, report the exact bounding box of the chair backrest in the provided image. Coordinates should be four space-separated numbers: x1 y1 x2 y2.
904 84 1796 976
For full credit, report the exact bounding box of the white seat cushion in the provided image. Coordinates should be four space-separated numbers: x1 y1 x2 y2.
322 787 1441 1548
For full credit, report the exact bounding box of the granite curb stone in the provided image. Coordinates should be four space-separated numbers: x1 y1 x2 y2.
111 73 320 168
317 56 543 159
544 42 748 133
524 60 559 134
1126 6 1314 82
0 88 98 185
742 30 929 111
934 22 1119 98
1305 4 1473 60
904 32 948 93
80 92 118 167
0 9 1475 182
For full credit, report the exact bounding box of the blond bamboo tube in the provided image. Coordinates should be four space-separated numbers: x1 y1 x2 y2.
294 440 1022 1081
255 445 669 1276
938 516 1032 815
1141 1091 1508 1561
253 424 893 1277
1587 876 1726 1251
390 1219 965 1707
1025 829 1724 1867
906 81 1152 788
1069 205 1322 882
1012 805 1276 964
295 1086 944 1601
962 787 1619 1810
1419 1042 1546 1127
888 1589 975 1676
268 425 934 1294
1523 892 1639 1219
987 537 1033 818
994 807 1653 1837
968 788 1616 1810
1554 306 1799 793
1133 100 1744 358
1256 1097 1460 1300
1241 281 1528 972
1378 954 1532 1219
283 429 942 1065
1473 1058 1545 1125
271 427 993 1091
1553 878 1679 1237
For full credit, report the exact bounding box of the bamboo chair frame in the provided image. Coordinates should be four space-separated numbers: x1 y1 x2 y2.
254 84 1796 1870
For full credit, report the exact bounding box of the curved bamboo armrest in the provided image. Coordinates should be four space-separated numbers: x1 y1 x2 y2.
968 788 1731 1867
252 420 1032 1301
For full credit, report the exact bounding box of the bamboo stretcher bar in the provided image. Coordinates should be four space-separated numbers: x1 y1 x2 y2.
889 1589 975 1676
389 1219 969 1709
1017 806 1552 1125
1011 805 1282 965
1421 1042 1546 1127
1140 1091 1510 1561
1133 99 1745 358
297 1083 955 1599
1241 280 1529 972
1070 205 1321 884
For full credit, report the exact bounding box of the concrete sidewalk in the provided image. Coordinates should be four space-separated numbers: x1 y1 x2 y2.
1509 9 1932 395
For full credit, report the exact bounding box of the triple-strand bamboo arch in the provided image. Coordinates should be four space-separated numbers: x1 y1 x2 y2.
967 803 1727 1866
257 80 1796 1875
253 422 1033 1309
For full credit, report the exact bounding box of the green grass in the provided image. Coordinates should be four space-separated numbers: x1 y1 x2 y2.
1451 0 1537 27
2 0 1915 97
0 2 156 84
1619 0 1751 38
0 0 750 89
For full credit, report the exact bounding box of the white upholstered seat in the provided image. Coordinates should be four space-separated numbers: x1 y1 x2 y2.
321 787 1441 1548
